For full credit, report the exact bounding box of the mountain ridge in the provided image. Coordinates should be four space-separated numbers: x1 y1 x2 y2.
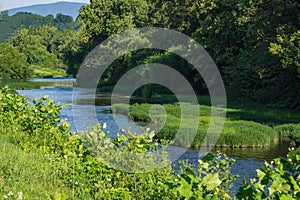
8 1 87 19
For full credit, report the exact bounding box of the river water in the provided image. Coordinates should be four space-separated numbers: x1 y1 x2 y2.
16 80 291 195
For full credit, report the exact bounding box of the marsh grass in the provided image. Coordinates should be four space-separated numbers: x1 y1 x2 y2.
112 98 300 148
274 124 300 145
0 80 52 90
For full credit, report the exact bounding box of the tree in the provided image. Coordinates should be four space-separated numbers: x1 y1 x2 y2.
0 43 32 79
78 0 149 51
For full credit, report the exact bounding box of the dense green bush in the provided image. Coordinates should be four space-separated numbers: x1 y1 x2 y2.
237 149 300 199
0 43 32 79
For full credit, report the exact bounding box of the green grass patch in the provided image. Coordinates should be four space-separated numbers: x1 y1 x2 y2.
274 124 300 145
112 100 300 148
217 120 278 148
0 134 70 199
31 67 67 78
0 80 52 90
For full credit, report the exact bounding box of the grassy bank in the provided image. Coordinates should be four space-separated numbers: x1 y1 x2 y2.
0 80 52 90
111 100 300 148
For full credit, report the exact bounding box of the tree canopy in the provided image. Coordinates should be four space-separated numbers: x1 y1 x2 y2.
0 43 31 79
74 0 300 109
0 0 299 109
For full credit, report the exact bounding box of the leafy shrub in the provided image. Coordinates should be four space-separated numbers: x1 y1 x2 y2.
237 149 300 199
0 86 70 151
166 153 236 199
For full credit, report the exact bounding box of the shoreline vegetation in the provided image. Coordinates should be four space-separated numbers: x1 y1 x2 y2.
0 86 299 199
111 95 300 149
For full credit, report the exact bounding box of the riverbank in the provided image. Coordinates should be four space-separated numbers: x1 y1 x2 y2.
1 87 299 199
0 77 75 90
0 79 52 90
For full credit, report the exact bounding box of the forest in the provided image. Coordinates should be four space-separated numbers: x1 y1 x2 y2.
0 0 299 109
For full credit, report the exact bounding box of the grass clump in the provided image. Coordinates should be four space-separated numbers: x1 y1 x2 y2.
112 102 297 148
0 80 52 90
0 134 68 199
217 121 278 148
274 124 300 145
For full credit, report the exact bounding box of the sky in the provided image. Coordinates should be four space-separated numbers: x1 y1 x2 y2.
0 0 90 11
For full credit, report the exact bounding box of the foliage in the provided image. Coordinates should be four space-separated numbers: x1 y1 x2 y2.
274 124 300 146
0 43 32 79
0 12 79 42
6 25 79 77
76 0 300 109
78 0 148 50
236 149 300 199
166 153 236 199
0 87 237 199
269 30 300 109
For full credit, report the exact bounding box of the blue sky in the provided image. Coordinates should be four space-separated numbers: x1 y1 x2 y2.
0 0 89 11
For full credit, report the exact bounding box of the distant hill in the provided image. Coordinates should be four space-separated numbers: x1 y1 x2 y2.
8 2 87 20
0 11 81 42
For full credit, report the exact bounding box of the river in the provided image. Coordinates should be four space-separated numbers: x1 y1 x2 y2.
16 79 291 195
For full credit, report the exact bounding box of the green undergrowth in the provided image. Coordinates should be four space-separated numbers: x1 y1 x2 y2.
0 133 70 199
111 101 300 148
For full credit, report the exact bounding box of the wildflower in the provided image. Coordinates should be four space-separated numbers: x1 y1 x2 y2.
103 123 107 129
17 192 23 200
146 127 150 132
107 178 111 182
75 181 78 185
250 178 256 182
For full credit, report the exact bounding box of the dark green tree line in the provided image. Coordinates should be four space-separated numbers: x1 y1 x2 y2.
74 0 300 109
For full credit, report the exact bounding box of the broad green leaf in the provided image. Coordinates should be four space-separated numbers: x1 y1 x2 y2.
201 173 222 191
269 178 291 196
280 194 294 200
177 177 193 199
257 169 266 180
